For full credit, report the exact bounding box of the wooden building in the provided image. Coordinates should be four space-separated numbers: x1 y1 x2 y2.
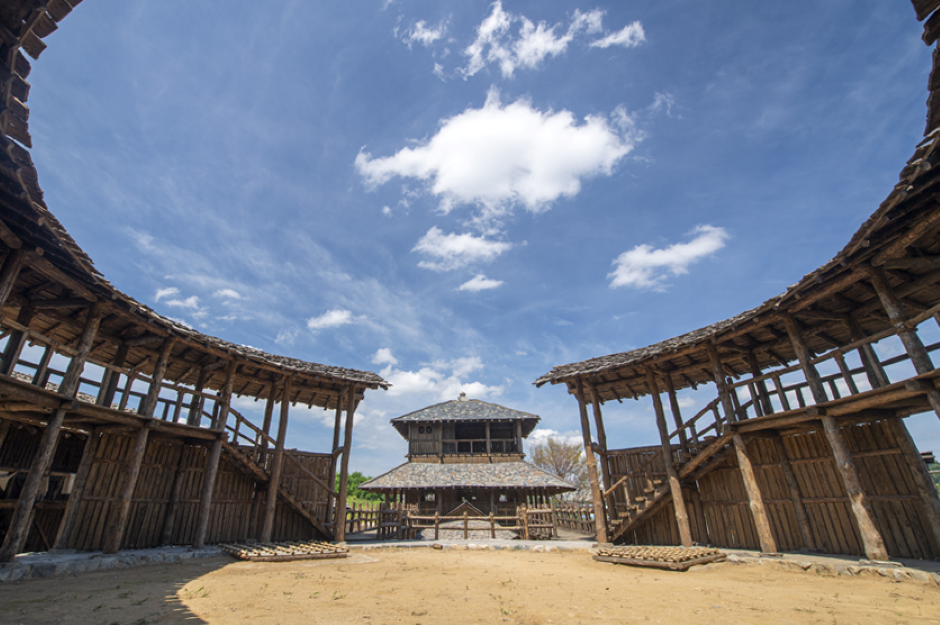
360 393 574 515
535 0 940 561
0 0 388 560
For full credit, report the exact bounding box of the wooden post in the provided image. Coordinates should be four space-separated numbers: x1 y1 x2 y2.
732 432 777 554
159 444 187 545
334 384 358 542
870 268 940 418
846 318 890 389
574 377 607 543
463 511 469 539
31 345 53 388
52 428 102 549
485 421 491 454
0 249 26 309
262 378 292 543
193 360 237 549
782 312 828 404
885 418 940 555
102 424 151 554
746 350 774 416
772 435 815 550
586 380 617 517
0 302 102 562
0 305 33 375
434 511 439 540
139 339 174 418
705 343 737 425
646 369 693 547
187 367 210 426
663 375 689 450
688 488 710 544
98 344 128 408
259 381 278 463
821 415 888 560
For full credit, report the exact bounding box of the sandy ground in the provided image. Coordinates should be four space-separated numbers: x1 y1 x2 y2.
0 550 937 624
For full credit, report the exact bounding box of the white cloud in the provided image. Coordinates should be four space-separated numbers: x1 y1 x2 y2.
460 3 630 78
400 20 447 48
413 227 511 271
213 288 242 299
356 89 634 229
608 225 729 291
372 347 399 366
528 427 583 448
165 295 201 309
307 309 354 331
459 273 504 292
590 21 645 49
275 328 297 346
381 357 501 401
154 286 179 301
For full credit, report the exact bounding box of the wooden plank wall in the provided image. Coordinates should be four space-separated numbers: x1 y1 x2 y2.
621 421 939 559
0 423 331 553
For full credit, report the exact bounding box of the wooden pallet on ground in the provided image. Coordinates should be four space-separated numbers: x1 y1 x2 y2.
593 545 726 572
220 540 349 562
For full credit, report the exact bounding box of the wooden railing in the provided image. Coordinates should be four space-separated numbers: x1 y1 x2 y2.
345 502 380 533
550 502 595 534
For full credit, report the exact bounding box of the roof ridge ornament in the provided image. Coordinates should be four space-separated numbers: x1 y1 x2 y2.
458 391 468 401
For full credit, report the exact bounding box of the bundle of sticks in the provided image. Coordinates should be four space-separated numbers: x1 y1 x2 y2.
593 545 726 571
220 540 349 562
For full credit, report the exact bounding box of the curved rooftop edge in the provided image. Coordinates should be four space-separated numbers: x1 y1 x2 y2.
358 461 576 493
390 395 540 438
0 1 387 409
535 1 940 402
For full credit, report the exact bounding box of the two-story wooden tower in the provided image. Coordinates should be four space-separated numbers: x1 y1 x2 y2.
360 393 575 515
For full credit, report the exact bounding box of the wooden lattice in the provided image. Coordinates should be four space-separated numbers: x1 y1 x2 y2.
220 540 349 562
593 545 726 571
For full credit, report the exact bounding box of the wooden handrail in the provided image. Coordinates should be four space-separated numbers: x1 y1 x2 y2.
668 397 720 441
604 449 662 498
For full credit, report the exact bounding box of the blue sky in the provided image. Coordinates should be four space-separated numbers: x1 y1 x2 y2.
25 1 938 475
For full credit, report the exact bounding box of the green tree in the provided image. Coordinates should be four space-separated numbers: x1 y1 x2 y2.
336 471 382 503
529 437 591 501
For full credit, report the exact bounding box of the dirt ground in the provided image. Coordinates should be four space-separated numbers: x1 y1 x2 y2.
0 550 937 624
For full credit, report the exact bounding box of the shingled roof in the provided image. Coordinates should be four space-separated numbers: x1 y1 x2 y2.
358 461 575 492
390 393 540 438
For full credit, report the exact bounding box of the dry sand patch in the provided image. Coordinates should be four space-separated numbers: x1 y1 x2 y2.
0 549 937 624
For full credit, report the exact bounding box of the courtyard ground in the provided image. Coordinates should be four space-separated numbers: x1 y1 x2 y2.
0 548 938 624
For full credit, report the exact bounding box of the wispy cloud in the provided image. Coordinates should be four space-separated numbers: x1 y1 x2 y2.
458 273 504 292
380 355 501 400
399 19 447 48
608 225 729 291
165 295 201 309
154 286 179 301
307 309 355 331
413 227 511 271
356 88 635 231
589 21 645 49
213 288 242 299
459 2 627 78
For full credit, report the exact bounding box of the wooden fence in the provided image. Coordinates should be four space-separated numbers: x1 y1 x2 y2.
344 502 381 534
550 502 595 534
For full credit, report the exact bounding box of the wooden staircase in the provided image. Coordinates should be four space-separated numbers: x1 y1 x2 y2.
218 409 335 540
608 431 732 543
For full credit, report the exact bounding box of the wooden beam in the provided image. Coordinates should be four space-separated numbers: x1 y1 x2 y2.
138 338 174 418
29 298 92 310
575 377 607 543
882 255 940 272
820 415 888 561
732 432 777 554
263 377 292 543
705 342 736 425
96 344 128 408
745 349 774 416
52 427 102 550
0 305 32 375
334 384 357 543
869 268 940 420
102 423 151 554
772 435 815 551
885 418 940 555
872 209 940 267
159 443 187 546
0 216 22 249
646 369 692 547
782 312 828 404
0 301 102 562
0 249 25 310
587 380 617 518
192 360 237 549
663 375 689 451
